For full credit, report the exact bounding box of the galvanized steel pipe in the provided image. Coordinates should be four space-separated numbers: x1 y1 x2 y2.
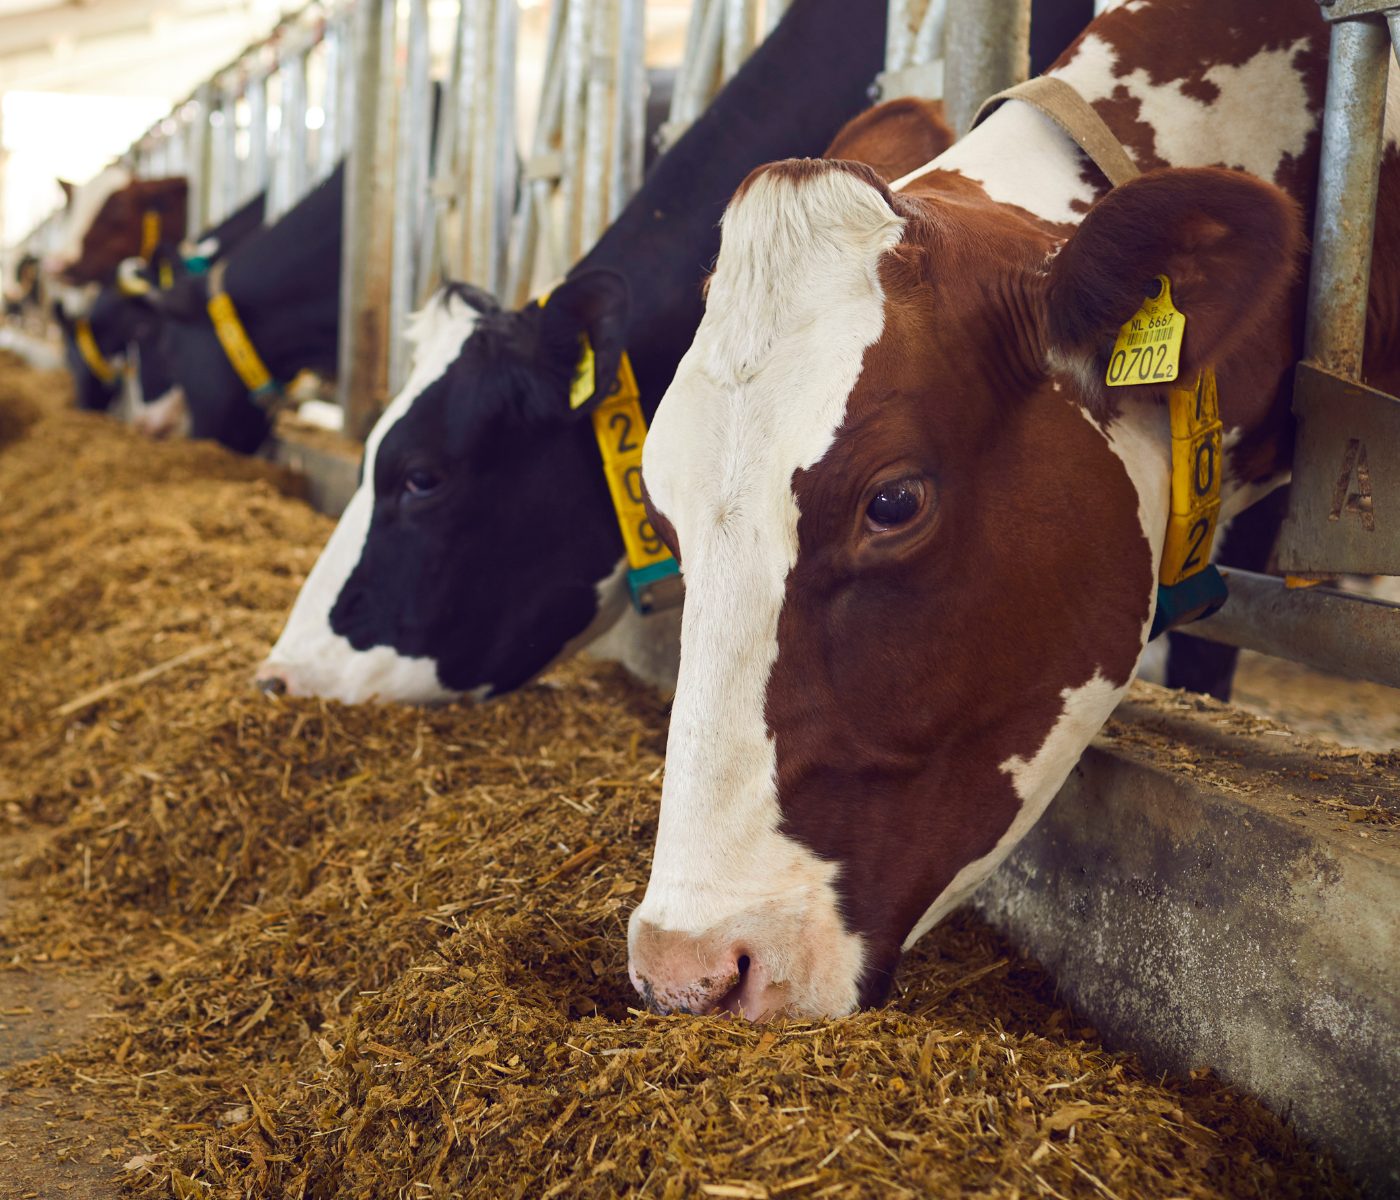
1303 14 1391 379
389 0 432 393
337 0 397 440
943 0 1030 138
1181 568 1400 691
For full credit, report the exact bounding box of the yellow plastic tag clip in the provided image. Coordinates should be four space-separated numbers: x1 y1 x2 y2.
140 211 162 260
588 349 672 573
1159 368 1222 587
1106 274 1185 388
74 319 116 385
568 338 596 411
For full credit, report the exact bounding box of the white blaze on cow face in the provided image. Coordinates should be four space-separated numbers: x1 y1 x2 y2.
44 166 132 275
256 292 480 705
629 165 904 1020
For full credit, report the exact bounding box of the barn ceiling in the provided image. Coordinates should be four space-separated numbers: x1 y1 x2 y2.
0 0 298 99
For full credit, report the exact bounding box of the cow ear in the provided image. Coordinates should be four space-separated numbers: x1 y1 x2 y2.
58 178 76 202
539 269 630 414
1044 167 1303 416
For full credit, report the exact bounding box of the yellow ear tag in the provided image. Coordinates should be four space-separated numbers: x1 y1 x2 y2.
569 337 596 411
1106 274 1185 388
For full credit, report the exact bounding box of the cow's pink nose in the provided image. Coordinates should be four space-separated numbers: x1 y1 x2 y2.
628 921 786 1021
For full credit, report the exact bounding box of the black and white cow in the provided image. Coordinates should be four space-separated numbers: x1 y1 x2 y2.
117 190 270 437
57 191 269 431
139 167 343 453
256 0 924 703
52 297 122 413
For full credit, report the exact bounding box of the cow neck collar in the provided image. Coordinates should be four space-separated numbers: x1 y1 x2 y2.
536 289 682 615
205 258 284 411
139 210 162 261
976 77 1227 638
73 318 116 385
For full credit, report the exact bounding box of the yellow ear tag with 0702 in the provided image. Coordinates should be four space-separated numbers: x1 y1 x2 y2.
1105 274 1185 388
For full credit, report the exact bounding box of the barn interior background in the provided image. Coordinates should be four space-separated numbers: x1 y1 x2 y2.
0 1 1397 1197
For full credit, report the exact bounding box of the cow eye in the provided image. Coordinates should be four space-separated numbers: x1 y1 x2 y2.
865 479 925 531
404 467 441 497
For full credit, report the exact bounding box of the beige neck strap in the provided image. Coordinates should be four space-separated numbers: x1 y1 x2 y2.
974 76 1141 188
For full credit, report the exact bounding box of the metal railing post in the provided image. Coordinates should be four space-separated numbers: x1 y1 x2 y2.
319 10 345 178
244 68 270 204
881 0 948 99
1277 0 1400 576
505 0 568 304
617 0 647 214
186 88 212 232
389 0 433 392
943 0 1030 137
337 0 398 440
275 44 310 220
581 0 619 249
212 84 239 225
1303 16 1389 378
722 0 758 81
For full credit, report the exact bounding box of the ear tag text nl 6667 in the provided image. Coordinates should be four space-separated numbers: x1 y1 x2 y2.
1106 274 1185 388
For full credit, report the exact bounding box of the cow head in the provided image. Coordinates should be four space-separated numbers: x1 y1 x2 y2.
628 158 1301 1020
256 271 634 703
142 275 271 453
48 174 188 286
88 264 184 434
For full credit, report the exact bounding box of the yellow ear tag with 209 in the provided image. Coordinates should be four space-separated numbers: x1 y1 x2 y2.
1106 274 1185 387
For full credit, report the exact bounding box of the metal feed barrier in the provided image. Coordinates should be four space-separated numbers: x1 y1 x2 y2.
7 0 1395 686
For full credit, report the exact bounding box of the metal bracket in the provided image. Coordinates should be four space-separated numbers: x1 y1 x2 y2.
1320 0 1400 22
1278 363 1400 574
1276 8 1400 575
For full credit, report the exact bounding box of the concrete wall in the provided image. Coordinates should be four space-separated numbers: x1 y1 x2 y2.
977 685 1400 1196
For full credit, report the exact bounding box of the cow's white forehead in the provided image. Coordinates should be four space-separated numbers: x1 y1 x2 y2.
645 167 903 526
633 167 902 1018
54 166 133 262
259 289 480 704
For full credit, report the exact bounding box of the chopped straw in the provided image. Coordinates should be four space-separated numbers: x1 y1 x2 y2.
0 355 1360 1198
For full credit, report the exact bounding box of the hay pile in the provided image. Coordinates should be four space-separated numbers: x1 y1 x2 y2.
0 359 1357 1198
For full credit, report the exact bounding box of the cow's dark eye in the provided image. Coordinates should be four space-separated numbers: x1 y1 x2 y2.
865 479 924 531
404 467 440 497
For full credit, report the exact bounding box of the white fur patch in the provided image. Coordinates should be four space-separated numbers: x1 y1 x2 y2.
630 166 904 1018
1055 33 1316 185
46 166 132 272
896 100 1099 224
896 23 1320 220
132 386 191 441
258 291 480 704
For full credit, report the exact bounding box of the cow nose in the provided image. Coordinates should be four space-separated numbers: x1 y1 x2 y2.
255 665 290 696
628 920 785 1021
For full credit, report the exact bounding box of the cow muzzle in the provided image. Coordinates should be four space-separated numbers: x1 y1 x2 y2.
627 918 792 1021
626 882 866 1023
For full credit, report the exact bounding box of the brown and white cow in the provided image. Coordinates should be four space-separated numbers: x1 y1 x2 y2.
44 169 188 286
629 0 1400 1019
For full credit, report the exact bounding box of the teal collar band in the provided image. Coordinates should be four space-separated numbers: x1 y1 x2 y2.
628 558 682 615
